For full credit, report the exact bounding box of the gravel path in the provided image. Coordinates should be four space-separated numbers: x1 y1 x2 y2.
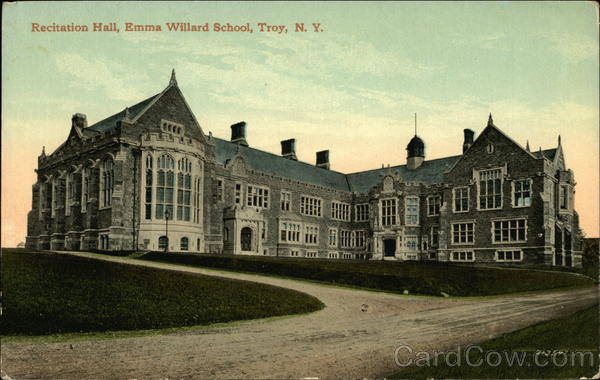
2 252 598 379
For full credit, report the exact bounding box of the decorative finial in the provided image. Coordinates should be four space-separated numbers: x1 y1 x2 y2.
169 68 177 86
124 107 131 121
487 113 494 127
558 135 561 146
41 146 46 156
414 113 417 136
526 140 530 151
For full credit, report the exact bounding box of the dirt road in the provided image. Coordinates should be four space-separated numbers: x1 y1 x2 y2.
2 252 598 379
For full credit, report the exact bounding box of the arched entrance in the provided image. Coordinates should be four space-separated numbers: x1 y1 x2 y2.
241 227 252 251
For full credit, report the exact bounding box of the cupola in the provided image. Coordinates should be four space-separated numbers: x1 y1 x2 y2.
406 113 425 170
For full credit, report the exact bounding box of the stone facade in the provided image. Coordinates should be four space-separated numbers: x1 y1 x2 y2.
26 72 582 267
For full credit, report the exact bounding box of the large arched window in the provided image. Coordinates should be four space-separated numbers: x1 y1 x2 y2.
156 154 174 219
180 237 189 251
101 157 114 207
177 157 192 221
145 154 153 219
158 236 169 251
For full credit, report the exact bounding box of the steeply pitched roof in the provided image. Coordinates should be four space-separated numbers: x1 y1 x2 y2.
213 137 351 191
532 148 557 160
87 93 160 133
213 137 461 193
346 155 461 193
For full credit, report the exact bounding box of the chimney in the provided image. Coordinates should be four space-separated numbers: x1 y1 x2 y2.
281 139 297 160
463 129 475 153
72 113 87 129
230 121 248 146
316 150 329 169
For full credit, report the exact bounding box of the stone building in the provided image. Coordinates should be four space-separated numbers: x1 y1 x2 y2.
26 71 582 267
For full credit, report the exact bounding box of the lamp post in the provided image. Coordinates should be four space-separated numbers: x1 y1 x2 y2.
164 208 170 252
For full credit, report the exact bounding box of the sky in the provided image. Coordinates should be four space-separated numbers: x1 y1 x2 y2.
2 1 599 246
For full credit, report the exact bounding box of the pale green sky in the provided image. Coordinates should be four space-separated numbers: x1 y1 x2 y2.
2 1 599 244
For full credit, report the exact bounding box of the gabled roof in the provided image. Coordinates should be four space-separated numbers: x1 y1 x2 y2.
346 155 461 193
213 137 351 191
88 93 160 133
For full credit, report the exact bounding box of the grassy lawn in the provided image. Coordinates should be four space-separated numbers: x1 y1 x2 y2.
0 249 323 336
140 252 594 297
390 305 599 379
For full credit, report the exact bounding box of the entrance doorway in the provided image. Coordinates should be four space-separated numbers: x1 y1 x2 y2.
383 238 396 257
241 227 252 251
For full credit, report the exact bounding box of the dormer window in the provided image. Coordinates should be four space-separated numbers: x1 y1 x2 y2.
161 120 184 136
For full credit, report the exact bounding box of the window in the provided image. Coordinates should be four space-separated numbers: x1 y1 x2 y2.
496 250 522 262
81 168 90 213
405 196 419 225
65 172 74 216
306 251 318 258
99 235 109 250
216 178 224 202
381 198 397 226
493 219 527 243
559 185 568 209
452 222 475 245
156 154 175 219
51 179 57 217
513 179 532 207
100 157 114 208
234 183 243 205
180 237 189 251
478 168 502 210
451 251 475 262
194 176 202 224
290 250 301 257
340 230 352 248
405 236 418 251
421 236 429 251
280 222 301 243
300 195 322 217
355 231 365 248
331 201 351 221
304 225 319 245
431 226 439 247
328 228 338 247
177 158 192 221
427 196 441 216
161 120 184 135
328 252 339 259
355 203 369 222
247 185 269 208
453 187 469 213
280 191 291 211
158 236 169 250
38 182 45 219
145 154 153 219
486 144 495 154
342 253 353 260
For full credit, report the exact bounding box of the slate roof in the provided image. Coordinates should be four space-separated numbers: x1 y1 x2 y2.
87 93 160 133
213 137 462 193
346 155 462 193
532 148 557 160
213 138 351 191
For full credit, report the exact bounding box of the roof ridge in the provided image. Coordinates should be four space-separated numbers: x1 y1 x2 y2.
345 154 462 175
